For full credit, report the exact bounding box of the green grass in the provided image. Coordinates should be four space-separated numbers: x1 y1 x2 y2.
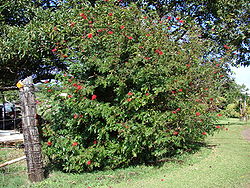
1 118 250 188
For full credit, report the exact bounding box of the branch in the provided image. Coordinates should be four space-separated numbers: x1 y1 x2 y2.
0 156 26 168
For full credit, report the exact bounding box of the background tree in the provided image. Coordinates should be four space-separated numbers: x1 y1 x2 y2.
0 0 248 87
0 0 66 87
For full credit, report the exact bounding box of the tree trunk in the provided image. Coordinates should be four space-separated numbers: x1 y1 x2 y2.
19 76 44 182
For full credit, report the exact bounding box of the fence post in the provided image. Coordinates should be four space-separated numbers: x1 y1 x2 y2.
18 76 44 182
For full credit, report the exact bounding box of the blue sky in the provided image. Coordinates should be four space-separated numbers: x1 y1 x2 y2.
231 66 250 93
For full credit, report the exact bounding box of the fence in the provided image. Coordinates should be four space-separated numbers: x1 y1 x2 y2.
0 77 44 182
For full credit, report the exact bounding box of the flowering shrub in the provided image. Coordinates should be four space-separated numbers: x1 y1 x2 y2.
39 0 227 172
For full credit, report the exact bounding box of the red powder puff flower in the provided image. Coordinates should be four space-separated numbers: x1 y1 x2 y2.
196 112 201 116
87 33 93 38
172 111 177 114
108 31 113 34
178 89 183 92
51 48 57 52
179 20 184 23
79 13 87 19
97 29 103 32
216 126 221 128
171 90 176 94
145 93 149 96
120 25 125 29
217 114 222 117
127 98 132 102
91 95 97 100
155 49 163 55
223 45 230 50
167 16 171 20
86 160 91 165
68 94 73 98
209 98 214 101
70 22 76 27
158 50 163 55
176 108 181 111
93 140 97 144
202 132 207 135
176 17 180 20
77 85 82 90
72 142 78 146
73 114 78 119
173 131 179 135
127 92 133 96
146 34 151 37
108 13 113 16
127 36 133 40
186 64 191 67
47 89 52 92
47 141 52 146
44 80 49 83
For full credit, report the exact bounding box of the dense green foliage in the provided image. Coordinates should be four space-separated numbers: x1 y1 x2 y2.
37 0 230 172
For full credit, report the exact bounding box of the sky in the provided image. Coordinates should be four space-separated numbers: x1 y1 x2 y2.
231 66 250 94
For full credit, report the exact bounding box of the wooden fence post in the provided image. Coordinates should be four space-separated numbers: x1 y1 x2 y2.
18 76 44 182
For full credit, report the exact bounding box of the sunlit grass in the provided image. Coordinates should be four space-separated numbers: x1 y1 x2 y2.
1 118 250 188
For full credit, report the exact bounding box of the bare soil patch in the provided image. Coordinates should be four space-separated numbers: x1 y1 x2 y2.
242 128 250 142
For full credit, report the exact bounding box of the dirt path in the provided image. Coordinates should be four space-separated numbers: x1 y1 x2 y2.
242 128 250 142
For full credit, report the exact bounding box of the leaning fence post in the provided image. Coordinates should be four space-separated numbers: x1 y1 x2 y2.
18 76 44 182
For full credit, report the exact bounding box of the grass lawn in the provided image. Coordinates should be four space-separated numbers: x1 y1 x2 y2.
0 118 250 188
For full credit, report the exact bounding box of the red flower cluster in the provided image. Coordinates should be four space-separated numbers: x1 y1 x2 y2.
72 83 82 90
72 142 78 146
51 48 57 52
87 160 91 165
87 33 93 38
47 141 52 146
202 132 207 135
155 49 163 55
91 95 97 100
223 45 230 50
127 92 133 96
79 13 87 19
173 131 179 135
120 25 125 29
196 112 201 116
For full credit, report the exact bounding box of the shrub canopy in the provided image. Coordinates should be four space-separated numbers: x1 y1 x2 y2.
40 0 229 172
